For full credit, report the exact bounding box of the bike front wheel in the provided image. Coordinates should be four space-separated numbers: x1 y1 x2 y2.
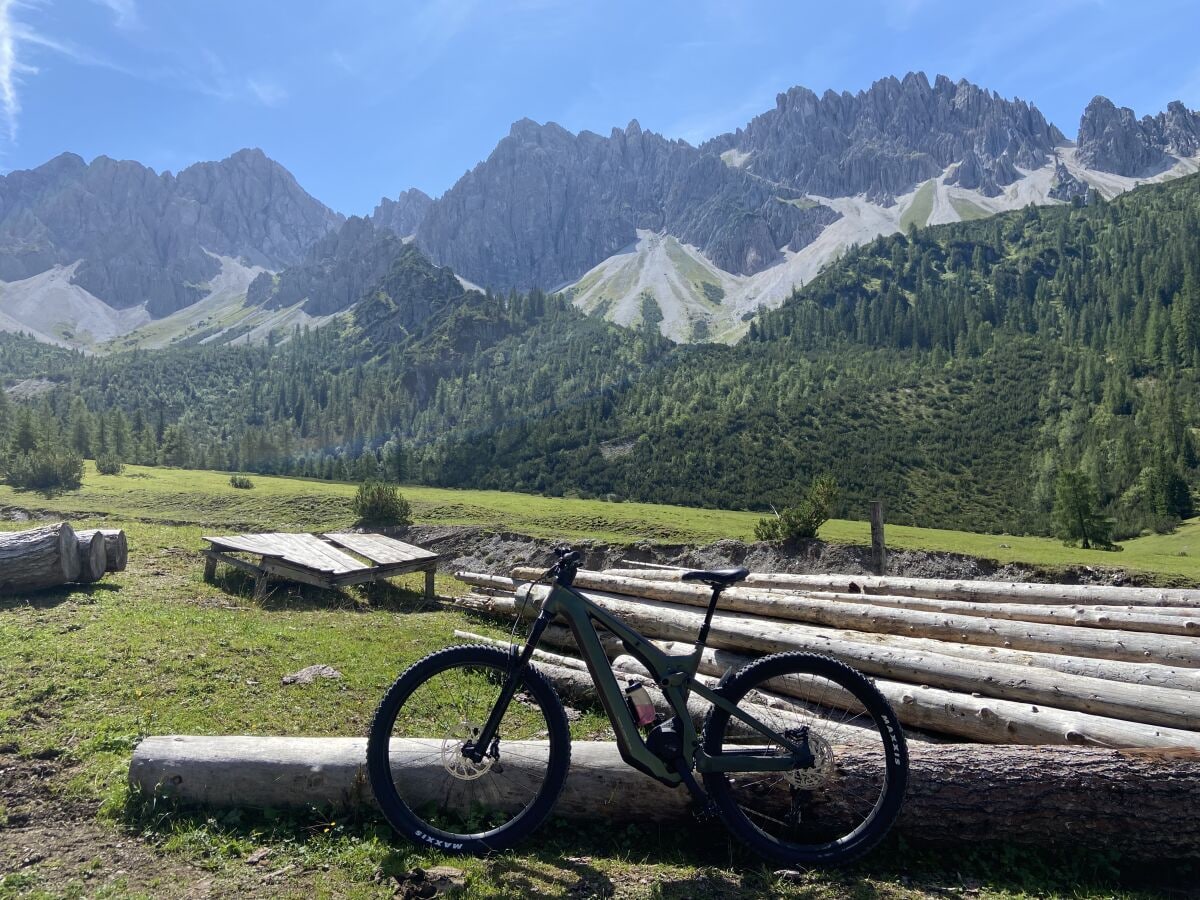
702 652 908 867
367 644 571 854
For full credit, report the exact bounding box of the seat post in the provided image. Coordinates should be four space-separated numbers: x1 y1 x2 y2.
695 584 724 651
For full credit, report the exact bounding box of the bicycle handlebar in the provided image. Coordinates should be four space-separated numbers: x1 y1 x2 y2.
548 545 582 585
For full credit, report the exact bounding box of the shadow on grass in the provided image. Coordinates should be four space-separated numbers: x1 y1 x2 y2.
207 564 439 615
0 580 120 612
121 783 1200 899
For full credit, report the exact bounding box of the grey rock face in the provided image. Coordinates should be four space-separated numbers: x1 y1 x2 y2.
1076 97 1200 176
1047 157 1089 203
704 73 1062 203
415 73 1064 292
371 189 433 237
247 216 405 316
416 118 837 291
0 148 342 316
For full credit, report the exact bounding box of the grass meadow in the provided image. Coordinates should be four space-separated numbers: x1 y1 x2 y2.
0 463 1188 897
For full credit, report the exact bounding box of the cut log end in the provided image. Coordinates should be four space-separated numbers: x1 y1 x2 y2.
76 531 107 583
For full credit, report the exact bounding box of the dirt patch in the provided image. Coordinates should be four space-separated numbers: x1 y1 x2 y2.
401 525 1159 586
0 506 53 523
0 753 234 898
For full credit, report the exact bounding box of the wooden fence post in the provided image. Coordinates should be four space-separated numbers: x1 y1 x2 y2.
870 501 887 575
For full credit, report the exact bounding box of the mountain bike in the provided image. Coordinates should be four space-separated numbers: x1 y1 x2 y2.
367 546 908 866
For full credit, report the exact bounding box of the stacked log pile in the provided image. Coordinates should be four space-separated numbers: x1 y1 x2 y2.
451 565 1200 750
0 523 127 594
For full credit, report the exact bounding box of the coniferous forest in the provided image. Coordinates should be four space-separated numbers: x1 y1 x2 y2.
3 173 1200 539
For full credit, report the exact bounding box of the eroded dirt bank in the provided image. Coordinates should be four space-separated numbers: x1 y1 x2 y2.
402 525 1162 587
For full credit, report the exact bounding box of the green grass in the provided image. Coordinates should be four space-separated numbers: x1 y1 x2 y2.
899 180 936 232
4 462 1199 580
950 196 991 221
0 465 1186 896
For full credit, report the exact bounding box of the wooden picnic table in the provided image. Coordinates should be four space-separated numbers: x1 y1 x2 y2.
201 531 439 599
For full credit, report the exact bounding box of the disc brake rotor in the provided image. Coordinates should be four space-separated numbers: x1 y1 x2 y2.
440 721 494 780
785 730 834 790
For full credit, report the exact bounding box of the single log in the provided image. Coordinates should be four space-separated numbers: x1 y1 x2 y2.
128 736 1200 859
472 586 1200 737
77 528 128 572
598 569 1200 609
75 530 107 584
830 628 1200 693
512 569 1200 668
734 590 1198 634
812 595 1200 635
0 523 81 593
542 571 1200 626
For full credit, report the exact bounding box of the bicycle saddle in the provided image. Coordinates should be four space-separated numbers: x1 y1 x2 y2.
680 567 749 588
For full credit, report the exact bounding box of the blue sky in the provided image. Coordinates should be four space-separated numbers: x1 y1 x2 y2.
2 0 1198 215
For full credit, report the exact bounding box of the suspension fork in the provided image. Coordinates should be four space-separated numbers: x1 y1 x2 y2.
463 607 554 762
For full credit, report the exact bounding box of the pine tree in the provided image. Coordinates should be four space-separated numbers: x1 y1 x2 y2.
1052 468 1114 550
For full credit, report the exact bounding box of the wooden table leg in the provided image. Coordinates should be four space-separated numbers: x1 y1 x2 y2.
425 567 436 602
203 554 218 582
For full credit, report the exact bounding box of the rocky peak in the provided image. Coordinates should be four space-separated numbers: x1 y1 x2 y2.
1076 97 1166 175
0 148 341 316
704 72 1062 203
1076 96 1199 176
247 214 405 316
415 116 836 291
372 188 433 238
1047 155 1089 202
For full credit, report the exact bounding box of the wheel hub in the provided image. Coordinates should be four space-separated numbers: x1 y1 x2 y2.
441 722 494 780
785 730 834 789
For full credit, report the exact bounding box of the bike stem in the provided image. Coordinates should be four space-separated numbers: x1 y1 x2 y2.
463 606 554 763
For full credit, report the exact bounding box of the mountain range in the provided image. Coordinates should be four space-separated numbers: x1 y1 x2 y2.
1 72 1198 348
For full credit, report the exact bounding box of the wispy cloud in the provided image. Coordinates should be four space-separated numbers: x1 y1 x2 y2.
185 50 288 107
247 77 286 107
93 0 138 30
0 0 35 142
0 0 144 146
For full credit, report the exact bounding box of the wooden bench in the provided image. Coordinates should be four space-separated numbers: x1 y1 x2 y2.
201 532 439 600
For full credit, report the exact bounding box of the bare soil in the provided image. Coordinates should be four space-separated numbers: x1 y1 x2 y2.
0 751 253 898
403 525 1150 586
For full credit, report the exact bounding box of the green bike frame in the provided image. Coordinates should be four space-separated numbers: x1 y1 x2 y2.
470 577 808 788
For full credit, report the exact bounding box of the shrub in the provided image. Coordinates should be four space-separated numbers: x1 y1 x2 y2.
229 474 254 489
3 447 84 492
755 474 839 543
95 453 125 476
353 480 412 526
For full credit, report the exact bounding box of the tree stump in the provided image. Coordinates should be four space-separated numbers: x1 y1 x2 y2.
77 529 127 572
75 530 107 584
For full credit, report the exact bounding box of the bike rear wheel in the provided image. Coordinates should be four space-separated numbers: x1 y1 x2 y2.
367 644 571 854
702 652 907 867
